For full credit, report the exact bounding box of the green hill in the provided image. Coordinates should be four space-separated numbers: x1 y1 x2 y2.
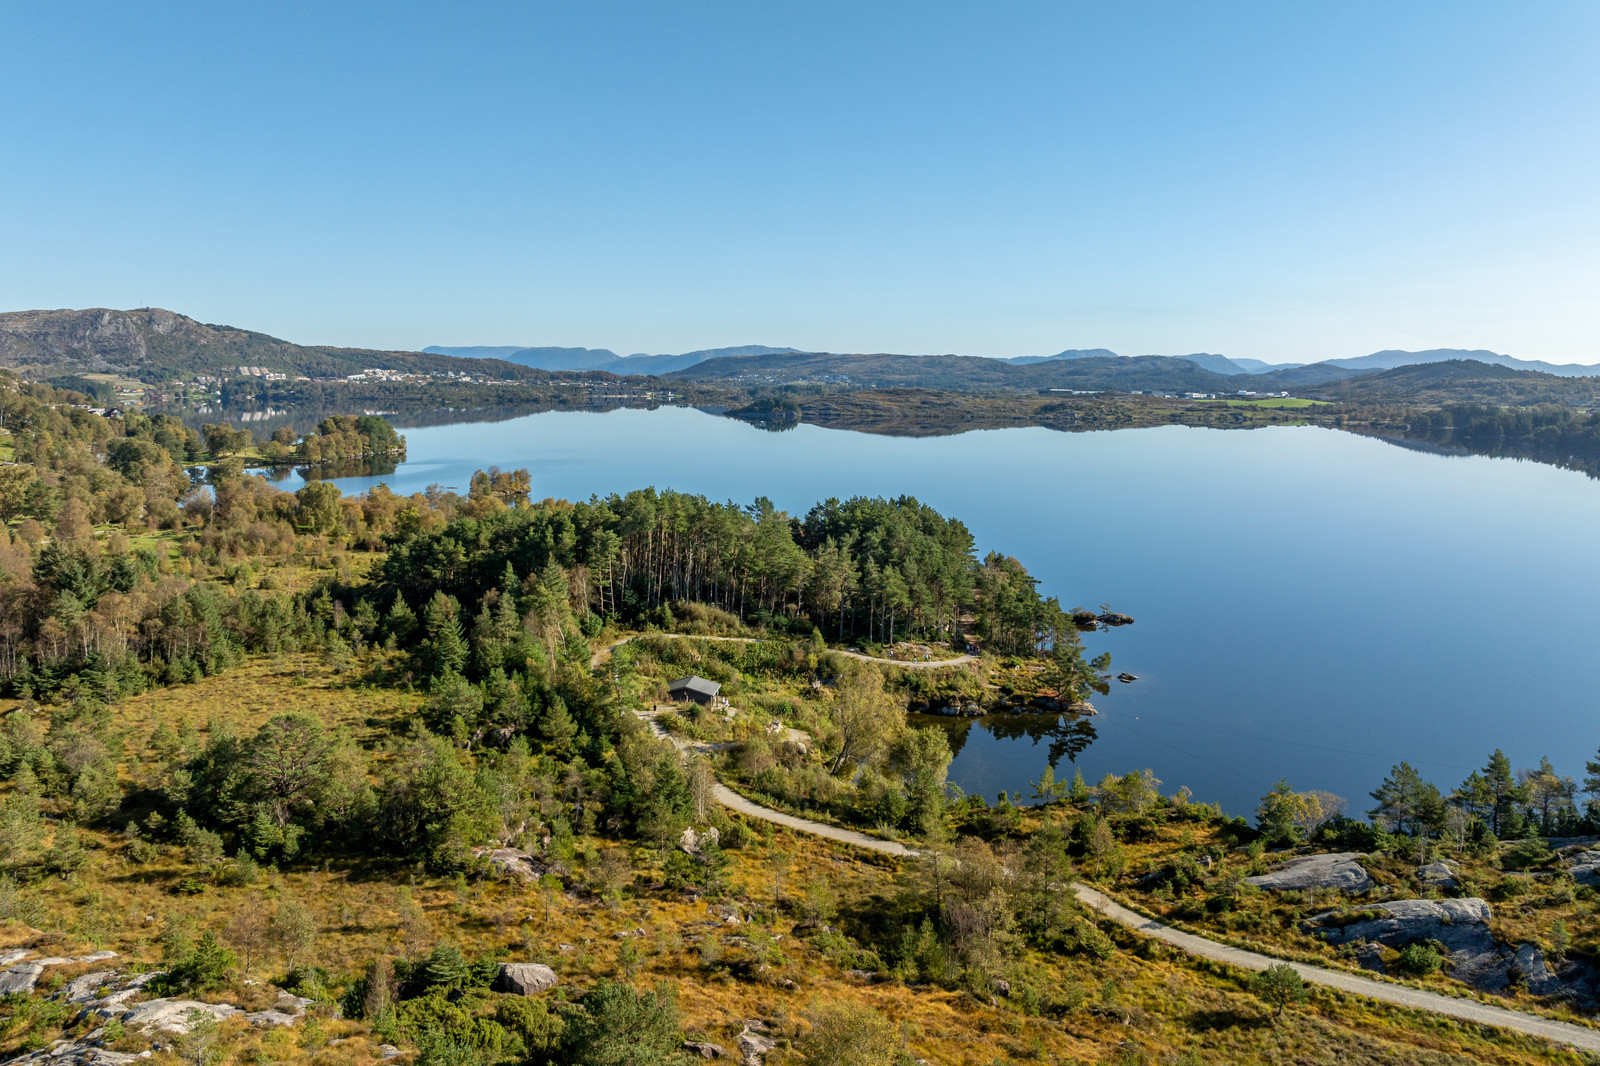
0 307 566 383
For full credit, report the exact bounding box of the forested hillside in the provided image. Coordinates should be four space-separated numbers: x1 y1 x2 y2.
0 308 562 383
0 375 1590 1066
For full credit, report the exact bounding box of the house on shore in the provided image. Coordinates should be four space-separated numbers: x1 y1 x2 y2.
667 675 722 706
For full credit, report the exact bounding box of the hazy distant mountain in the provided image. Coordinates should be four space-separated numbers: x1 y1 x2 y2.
1306 359 1600 404
421 345 530 361
669 351 1245 392
1328 348 1600 378
425 343 800 375
1006 348 1305 376
1005 348 1119 365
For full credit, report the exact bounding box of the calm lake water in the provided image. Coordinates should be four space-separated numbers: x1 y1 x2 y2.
284 406 1600 816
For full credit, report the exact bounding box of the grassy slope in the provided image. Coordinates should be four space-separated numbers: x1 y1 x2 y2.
0 652 1579 1065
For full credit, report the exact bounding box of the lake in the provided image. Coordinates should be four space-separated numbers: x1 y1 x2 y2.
282 406 1600 817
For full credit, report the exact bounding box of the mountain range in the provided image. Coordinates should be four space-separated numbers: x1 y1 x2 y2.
422 344 800 375
429 340 1600 380
3 308 1598 407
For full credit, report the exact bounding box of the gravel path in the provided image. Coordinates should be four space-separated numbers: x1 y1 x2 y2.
1072 885 1600 1052
592 633 975 670
603 632 1600 1050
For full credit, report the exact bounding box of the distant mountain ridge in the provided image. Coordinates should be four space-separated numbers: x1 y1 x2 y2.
425 342 1598 382
423 343 800 375
1324 348 1600 378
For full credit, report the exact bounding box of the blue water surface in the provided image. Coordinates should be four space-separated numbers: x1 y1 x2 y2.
287 407 1600 816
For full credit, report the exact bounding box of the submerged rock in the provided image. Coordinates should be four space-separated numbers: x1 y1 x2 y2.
1245 852 1372 892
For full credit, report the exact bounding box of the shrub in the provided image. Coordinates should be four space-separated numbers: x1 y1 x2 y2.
1500 838 1555 872
557 980 684 1066
1397 942 1443 976
153 933 237 995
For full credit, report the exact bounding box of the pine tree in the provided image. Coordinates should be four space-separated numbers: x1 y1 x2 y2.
423 592 466 675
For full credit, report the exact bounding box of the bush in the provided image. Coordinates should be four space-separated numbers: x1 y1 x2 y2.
152 932 236 995
1500 838 1555 872
557 980 684 1066
1397 942 1444 976
1310 815 1382 852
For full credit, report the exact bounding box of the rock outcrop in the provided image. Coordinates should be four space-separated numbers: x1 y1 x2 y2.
122 999 243 1033
1304 898 1583 995
1245 852 1372 892
1568 850 1600 885
492 963 559 996
683 1041 728 1059
1416 860 1459 888
472 847 549 882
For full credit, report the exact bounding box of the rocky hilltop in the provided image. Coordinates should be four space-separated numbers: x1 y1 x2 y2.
0 307 554 383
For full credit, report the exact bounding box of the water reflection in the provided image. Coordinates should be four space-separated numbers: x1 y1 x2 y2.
917 712 1099 772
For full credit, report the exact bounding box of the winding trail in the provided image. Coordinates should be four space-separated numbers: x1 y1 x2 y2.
1071 886 1600 1052
591 632 976 670
598 632 1600 1050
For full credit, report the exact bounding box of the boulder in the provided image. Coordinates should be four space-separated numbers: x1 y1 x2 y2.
492 963 559 996
1416 861 1459 889
59 971 121 1005
0 950 29 967
1245 852 1371 892
1512 943 1564 997
1569 850 1600 885
243 1010 300 1027
1066 701 1097 716
683 1041 727 1059
737 1028 777 1066
680 826 720 856
378 1046 403 1060
472 847 547 882
0 962 47 995
1352 943 1385 973
121 999 242 1033
1098 612 1135 626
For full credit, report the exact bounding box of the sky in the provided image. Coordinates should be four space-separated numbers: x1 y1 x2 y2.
2 2 1598 364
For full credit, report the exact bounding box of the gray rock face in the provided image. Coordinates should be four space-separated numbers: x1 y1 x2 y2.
492 963 558 996
1569 850 1600 885
4 1040 141 1066
243 1010 300 1027
683 1041 727 1059
0 950 32 967
0 962 47 995
472 847 547 882
1513 943 1563 996
737 1028 777 1066
1246 852 1372 892
121 999 242 1033
1352 943 1386 973
1417 861 1459 888
60 971 121 1005
1308 898 1513 990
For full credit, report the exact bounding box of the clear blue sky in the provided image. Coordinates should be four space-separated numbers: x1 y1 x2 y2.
3 2 1597 363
